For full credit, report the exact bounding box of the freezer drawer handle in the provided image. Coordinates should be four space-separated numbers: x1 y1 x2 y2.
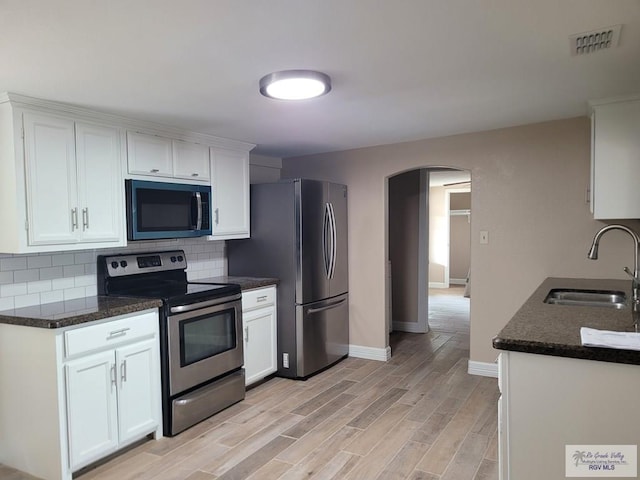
307 298 346 314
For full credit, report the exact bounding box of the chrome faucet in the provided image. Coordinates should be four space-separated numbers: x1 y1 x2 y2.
588 224 640 305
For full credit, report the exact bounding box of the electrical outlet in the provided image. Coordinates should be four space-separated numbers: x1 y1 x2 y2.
480 231 489 244
283 353 289 368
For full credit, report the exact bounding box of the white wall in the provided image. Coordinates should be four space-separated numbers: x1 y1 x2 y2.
0 238 225 311
250 154 282 184
281 117 640 364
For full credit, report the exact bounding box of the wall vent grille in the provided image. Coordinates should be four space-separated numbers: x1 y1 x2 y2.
569 25 622 55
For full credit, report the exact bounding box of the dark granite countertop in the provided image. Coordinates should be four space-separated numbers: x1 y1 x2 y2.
0 296 162 329
493 277 640 365
197 276 279 291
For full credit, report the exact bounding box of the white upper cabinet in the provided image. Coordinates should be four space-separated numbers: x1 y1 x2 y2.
126 132 173 177
14 111 125 252
127 132 211 182
210 147 250 239
0 92 254 253
173 139 210 181
590 96 640 219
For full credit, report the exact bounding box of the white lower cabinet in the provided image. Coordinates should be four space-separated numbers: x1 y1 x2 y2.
242 286 277 386
498 351 640 480
65 337 159 471
0 309 162 480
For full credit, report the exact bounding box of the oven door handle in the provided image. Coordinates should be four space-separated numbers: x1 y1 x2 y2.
169 293 242 314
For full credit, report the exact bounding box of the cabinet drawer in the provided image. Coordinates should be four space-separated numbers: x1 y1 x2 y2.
242 286 276 312
64 311 158 358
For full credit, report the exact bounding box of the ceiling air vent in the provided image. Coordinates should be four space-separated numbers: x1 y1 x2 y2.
569 25 622 56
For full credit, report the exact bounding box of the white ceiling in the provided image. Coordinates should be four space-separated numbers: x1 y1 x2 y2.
1 1 639 158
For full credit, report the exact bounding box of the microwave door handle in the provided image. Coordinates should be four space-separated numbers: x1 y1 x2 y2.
195 192 203 230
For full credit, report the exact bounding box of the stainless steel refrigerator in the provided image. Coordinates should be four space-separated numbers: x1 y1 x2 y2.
227 179 349 379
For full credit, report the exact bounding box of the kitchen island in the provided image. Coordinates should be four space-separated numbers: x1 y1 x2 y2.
493 277 640 480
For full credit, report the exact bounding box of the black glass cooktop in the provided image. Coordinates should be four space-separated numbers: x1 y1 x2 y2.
108 281 240 304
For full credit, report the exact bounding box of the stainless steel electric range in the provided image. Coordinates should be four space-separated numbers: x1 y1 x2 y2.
97 250 244 436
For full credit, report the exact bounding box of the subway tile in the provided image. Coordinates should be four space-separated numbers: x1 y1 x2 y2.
0 257 27 271
84 263 97 275
63 264 85 278
84 285 97 297
27 279 52 294
40 266 64 280
0 271 13 285
52 277 75 290
14 293 41 309
0 282 27 297
0 296 14 311
74 275 95 287
40 290 64 304
27 255 52 269
74 252 94 264
52 253 75 267
64 287 86 301
14 269 40 283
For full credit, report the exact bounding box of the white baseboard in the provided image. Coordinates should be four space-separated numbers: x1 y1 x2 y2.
349 344 391 362
449 278 467 285
392 321 428 333
467 360 498 378
429 282 447 289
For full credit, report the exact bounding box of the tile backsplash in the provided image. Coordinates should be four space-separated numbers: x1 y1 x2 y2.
0 238 226 311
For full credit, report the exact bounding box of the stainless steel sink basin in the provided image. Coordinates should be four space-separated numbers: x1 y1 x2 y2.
544 289 627 309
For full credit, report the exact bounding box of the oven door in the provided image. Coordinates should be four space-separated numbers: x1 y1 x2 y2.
167 296 243 396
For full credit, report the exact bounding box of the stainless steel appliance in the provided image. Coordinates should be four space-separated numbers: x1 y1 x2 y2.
125 180 212 240
97 250 244 436
228 179 349 379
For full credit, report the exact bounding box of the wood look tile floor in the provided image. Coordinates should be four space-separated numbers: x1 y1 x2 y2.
2 287 498 480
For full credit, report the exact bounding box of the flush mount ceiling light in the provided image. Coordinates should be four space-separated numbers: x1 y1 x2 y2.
259 70 331 100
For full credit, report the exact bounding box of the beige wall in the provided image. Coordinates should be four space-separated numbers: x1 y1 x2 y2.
281 117 640 364
388 170 421 324
249 154 282 184
450 214 470 280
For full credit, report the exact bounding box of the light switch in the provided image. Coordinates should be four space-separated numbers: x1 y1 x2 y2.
480 231 489 244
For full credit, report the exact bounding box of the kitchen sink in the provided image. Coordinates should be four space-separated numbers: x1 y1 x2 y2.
544 288 627 309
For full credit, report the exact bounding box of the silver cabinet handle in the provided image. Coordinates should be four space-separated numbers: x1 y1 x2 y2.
82 208 89 230
191 173 199 177
120 359 127 384
244 326 249 343
215 208 219 225
110 364 116 390
150 168 160 173
257 295 267 302
107 327 130 339
71 208 78 231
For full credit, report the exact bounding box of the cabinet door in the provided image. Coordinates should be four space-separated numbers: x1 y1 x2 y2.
65 351 118 471
23 113 79 245
173 140 210 181
127 132 173 177
116 339 159 445
592 100 640 219
243 305 277 385
210 147 250 239
75 122 124 244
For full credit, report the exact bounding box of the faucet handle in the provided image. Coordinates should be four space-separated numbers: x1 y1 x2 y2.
623 266 640 284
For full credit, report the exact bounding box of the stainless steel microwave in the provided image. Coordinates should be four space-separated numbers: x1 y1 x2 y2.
125 180 212 240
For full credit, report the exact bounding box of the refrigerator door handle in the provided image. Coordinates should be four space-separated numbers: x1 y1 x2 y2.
328 202 337 279
323 203 332 279
307 298 347 314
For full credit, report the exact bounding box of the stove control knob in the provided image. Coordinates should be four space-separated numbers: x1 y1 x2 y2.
170 256 177 263
120 260 128 268
110 261 119 269
177 255 184 262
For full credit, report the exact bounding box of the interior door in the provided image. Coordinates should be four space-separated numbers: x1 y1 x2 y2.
329 183 348 297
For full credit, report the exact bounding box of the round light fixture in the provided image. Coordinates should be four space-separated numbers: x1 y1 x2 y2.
259 70 331 100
